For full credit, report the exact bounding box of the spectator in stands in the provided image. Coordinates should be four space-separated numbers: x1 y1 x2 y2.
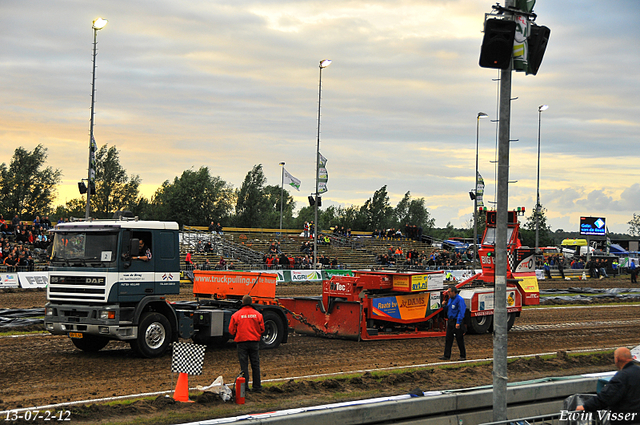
265 254 274 269
215 223 223 235
33 216 41 229
201 259 211 270
218 256 227 270
185 251 194 270
543 259 552 279
303 221 309 238
42 216 52 229
631 260 638 283
3 252 18 271
557 256 566 280
597 259 609 279
11 214 20 228
208 221 216 233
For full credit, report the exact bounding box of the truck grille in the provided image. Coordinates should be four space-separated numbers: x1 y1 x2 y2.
48 275 107 302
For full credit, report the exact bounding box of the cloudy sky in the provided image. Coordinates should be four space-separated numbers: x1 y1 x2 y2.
2 0 639 233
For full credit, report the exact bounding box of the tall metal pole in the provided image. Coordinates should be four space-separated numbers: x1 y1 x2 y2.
493 3 515 420
474 112 487 271
535 104 547 253
86 18 107 219
314 59 331 270
279 162 285 230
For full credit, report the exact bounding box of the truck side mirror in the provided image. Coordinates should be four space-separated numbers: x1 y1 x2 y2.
130 238 140 257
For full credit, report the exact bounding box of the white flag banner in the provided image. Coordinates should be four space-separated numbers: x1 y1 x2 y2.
283 169 301 191
318 152 328 193
318 152 327 168
476 172 485 208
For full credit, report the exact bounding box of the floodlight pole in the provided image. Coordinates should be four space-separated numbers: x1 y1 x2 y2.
86 18 107 219
535 104 548 253
474 112 488 271
313 59 331 270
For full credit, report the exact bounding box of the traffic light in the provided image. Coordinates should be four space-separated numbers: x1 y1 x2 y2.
78 181 87 194
479 19 517 69
526 24 550 75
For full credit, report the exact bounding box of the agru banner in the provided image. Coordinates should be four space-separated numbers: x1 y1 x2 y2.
580 216 606 236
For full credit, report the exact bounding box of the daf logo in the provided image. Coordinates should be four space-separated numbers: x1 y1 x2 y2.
86 278 100 284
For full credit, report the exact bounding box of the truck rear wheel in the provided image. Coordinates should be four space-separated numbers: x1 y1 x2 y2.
469 315 493 334
71 334 110 352
260 311 284 350
131 312 172 358
507 312 516 331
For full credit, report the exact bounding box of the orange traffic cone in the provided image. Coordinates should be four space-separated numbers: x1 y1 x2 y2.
173 372 194 403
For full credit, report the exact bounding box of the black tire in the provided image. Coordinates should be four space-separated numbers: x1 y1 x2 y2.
469 315 493 334
70 334 110 352
507 312 516 331
260 310 285 350
131 312 172 358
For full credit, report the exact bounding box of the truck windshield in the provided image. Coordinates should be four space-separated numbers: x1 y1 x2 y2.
482 227 515 245
50 231 119 266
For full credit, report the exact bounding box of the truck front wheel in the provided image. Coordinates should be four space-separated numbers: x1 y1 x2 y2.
260 311 284 349
469 315 493 334
131 312 172 358
71 334 110 352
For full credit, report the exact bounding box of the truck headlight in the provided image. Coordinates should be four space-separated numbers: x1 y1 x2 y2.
45 308 54 316
100 310 115 320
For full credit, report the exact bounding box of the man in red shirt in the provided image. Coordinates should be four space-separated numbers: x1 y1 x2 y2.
229 295 265 392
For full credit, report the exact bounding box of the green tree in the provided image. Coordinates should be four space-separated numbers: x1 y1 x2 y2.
320 205 367 232
152 167 233 226
53 198 86 222
362 185 394 231
522 204 553 247
262 184 295 228
0 144 61 219
393 191 435 232
628 213 640 237
234 165 272 228
92 144 141 218
294 205 316 229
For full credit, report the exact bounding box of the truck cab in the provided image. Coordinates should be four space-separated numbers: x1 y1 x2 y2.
44 219 181 357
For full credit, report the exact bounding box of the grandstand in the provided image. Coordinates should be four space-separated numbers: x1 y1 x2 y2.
179 226 440 272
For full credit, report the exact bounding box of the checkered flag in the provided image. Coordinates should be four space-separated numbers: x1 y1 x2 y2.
171 342 206 375
507 251 515 272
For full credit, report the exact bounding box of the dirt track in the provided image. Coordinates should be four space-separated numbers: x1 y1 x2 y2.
0 279 639 423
